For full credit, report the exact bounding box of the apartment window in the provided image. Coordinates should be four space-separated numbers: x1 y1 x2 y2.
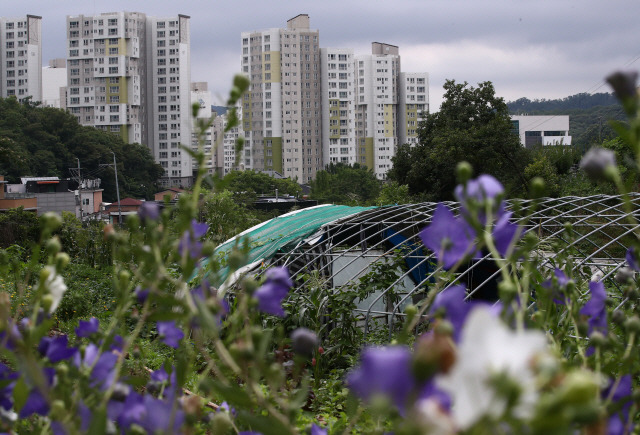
108 67 118 74
109 57 118 64
157 31 165 38
109 86 119 93
108 47 118 55
5 41 14 49
109 96 119 103
108 18 117 26
109 38 118 44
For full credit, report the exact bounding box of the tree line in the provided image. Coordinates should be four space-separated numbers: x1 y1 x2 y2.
0 97 163 201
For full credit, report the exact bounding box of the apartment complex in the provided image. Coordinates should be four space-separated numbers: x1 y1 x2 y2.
0 15 42 101
241 14 324 183
242 17 429 180
190 81 217 175
65 12 192 187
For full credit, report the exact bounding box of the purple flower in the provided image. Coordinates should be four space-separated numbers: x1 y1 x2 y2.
455 174 504 205
492 211 521 257
626 247 639 271
0 363 18 411
604 375 633 435
346 346 414 412
430 285 496 342
151 366 169 383
580 281 607 335
418 380 451 411
19 368 56 418
20 389 49 418
543 268 571 305
138 201 160 221
179 220 209 260
91 352 118 390
75 317 99 338
135 286 150 304
38 335 78 363
110 335 125 352
606 71 638 101
420 204 477 270
157 321 184 348
78 401 92 432
254 267 293 317
311 424 328 435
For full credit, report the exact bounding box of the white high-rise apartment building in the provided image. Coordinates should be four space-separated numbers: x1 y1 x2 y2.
241 14 323 182
398 72 428 146
355 43 401 179
321 48 357 165
190 82 217 175
0 15 42 101
66 12 192 187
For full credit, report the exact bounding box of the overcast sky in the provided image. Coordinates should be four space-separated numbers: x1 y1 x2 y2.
6 1 640 109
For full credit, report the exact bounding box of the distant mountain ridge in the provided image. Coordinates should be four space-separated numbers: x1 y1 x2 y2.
507 92 626 148
507 92 619 114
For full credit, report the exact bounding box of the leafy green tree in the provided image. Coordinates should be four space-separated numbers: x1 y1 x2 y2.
214 170 302 206
388 80 531 201
200 190 261 244
0 97 163 201
310 163 381 205
376 181 412 206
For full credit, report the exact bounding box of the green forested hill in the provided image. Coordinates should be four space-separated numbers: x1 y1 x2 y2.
0 97 164 201
507 92 626 148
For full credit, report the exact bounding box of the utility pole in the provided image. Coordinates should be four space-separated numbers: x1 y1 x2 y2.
77 158 83 219
100 152 122 224
69 158 83 221
112 152 122 224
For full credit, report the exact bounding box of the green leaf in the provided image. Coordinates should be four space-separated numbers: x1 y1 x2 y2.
88 405 108 435
237 410 292 435
209 380 254 409
12 376 28 412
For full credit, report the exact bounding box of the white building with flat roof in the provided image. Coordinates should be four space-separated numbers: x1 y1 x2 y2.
66 12 192 187
0 15 42 102
42 58 67 108
511 115 571 148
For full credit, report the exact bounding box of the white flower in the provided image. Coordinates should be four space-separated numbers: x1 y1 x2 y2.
43 265 67 313
435 307 548 429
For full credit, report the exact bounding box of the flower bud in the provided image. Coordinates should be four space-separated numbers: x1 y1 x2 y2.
291 328 319 357
40 267 52 282
606 71 638 101
55 252 70 270
50 400 66 420
45 237 62 255
580 148 616 180
589 331 607 348
498 280 517 302
615 267 635 284
624 316 640 334
559 370 598 405
529 177 545 198
612 310 626 325
41 212 62 232
456 161 473 184
41 294 54 313
413 331 455 381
